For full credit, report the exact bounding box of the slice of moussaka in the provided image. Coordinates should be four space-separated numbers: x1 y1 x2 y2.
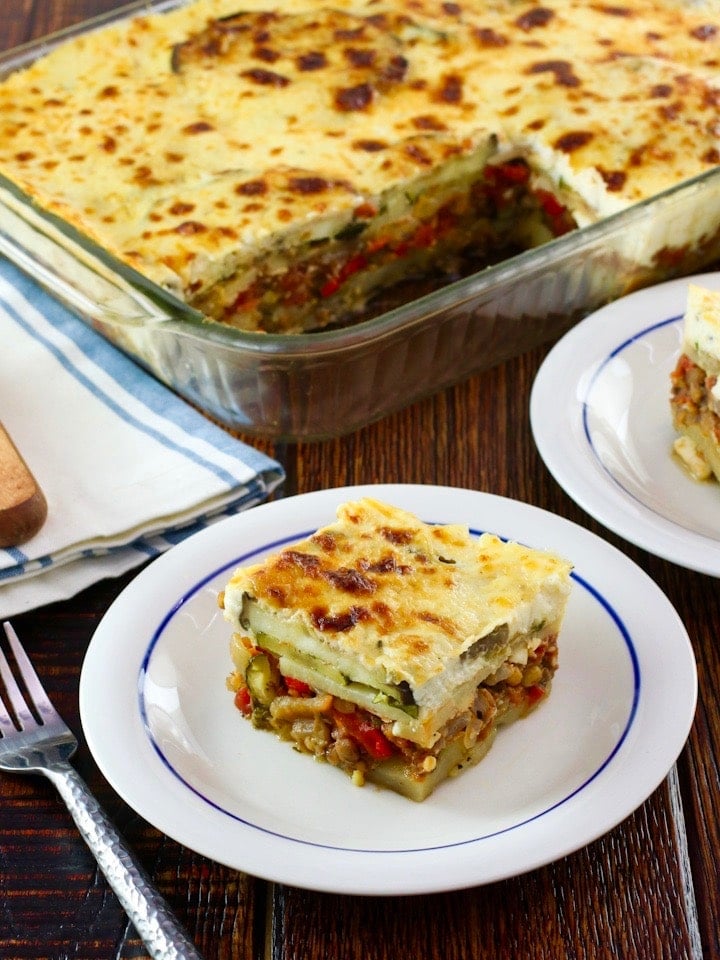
219 498 573 801
1 0 720 333
671 284 720 483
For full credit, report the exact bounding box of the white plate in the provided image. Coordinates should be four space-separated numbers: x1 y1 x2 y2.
530 271 720 576
79 483 696 896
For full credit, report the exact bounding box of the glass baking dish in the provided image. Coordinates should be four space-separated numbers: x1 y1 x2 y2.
3 1 720 441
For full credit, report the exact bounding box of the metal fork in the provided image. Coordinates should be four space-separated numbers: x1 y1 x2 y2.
0 621 204 960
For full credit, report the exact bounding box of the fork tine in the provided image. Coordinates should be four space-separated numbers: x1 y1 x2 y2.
0 645 18 735
1 621 54 727
0 629 34 731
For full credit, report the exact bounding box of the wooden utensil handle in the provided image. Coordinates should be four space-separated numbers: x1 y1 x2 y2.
0 422 48 547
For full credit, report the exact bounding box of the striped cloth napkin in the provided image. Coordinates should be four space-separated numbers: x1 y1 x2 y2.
0 258 284 618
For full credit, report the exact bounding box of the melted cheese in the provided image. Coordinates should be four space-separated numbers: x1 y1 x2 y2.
1 0 719 326
682 284 720 377
222 498 572 746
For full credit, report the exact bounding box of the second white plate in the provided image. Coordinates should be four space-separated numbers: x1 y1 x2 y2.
79 484 696 895
531 272 720 576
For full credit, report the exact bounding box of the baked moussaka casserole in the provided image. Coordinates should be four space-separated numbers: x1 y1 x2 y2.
671 284 720 484
1 0 720 334
219 498 573 801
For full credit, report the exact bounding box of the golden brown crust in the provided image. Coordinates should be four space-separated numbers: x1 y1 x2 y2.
1 0 719 331
223 498 572 691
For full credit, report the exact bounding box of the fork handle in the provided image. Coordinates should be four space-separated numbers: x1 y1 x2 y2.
45 762 204 960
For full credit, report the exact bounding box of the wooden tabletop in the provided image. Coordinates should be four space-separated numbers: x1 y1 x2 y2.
1 3 718 958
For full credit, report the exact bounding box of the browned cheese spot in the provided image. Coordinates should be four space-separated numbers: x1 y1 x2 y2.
311 605 371 632
335 82 374 111
472 27 509 48
598 168 627 191
554 130 594 152
380 526 414 545
277 549 322 575
353 138 387 151
310 532 338 552
169 201 195 215
344 47 376 68
515 7 555 31
650 83 673 98
235 179 268 195
526 60 581 87
434 73 463 103
596 6 632 16
659 101 682 122
288 176 330 194
382 56 409 83
691 24 718 41
361 554 410 575
182 121 214 134
252 46 281 63
132 165 160 185
297 51 327 70
174 220 207 234
412 114 447 131
326 567 377 594
405 143 433 165
241 68 291 87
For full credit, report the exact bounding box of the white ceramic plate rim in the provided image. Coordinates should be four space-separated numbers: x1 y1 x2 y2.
79 484 696 896
530 271 720 576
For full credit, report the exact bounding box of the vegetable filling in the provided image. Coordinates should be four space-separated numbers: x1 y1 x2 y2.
194 159 576 333
227 632 559 789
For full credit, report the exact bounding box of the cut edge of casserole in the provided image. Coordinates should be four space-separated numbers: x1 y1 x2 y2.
219 498 573 801
670 283 720 484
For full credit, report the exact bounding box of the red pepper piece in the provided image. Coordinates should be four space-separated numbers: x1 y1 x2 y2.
320 276 341 297
334 710 395 759
535 188 565 218
366 236 391 254
354 201 378 219
229 285 260 314
490 161 531 184
320 254 368 297
526 684 546 705
234 686 252 716
285 676 314 696
409 222 436 249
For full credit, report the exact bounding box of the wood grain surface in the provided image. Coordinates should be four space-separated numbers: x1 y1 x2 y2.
1 4 718 959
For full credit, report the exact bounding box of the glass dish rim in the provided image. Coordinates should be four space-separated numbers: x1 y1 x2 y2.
2 0 720 360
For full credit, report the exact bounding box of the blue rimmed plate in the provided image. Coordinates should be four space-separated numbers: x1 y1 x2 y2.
531 271 720 576
79 484 696 895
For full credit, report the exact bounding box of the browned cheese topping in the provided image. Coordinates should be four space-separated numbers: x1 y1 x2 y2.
0 0 719 330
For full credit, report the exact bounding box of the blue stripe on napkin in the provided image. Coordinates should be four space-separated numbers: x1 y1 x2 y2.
1 261 272 485
0 257 285 609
